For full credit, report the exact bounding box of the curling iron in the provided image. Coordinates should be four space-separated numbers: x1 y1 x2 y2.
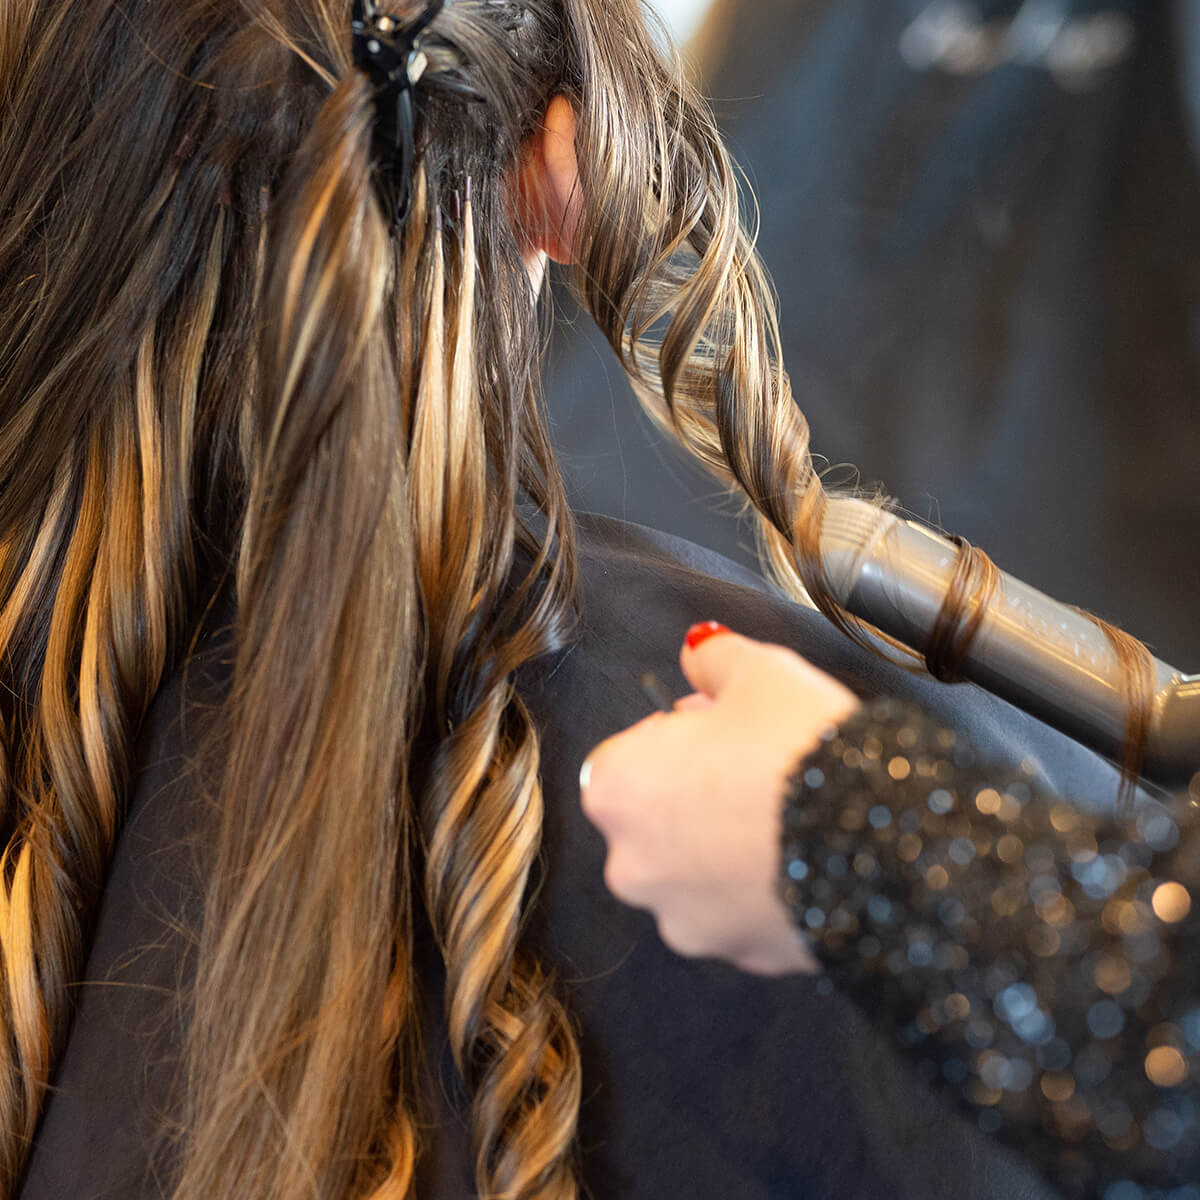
819 499 1200 791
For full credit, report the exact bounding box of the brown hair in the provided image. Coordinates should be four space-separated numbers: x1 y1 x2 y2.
0 1 1153 1197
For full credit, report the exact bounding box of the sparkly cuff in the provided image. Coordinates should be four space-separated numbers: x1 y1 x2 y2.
780 697 1200 1196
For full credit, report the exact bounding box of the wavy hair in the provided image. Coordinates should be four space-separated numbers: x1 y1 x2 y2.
0 0 1154 1197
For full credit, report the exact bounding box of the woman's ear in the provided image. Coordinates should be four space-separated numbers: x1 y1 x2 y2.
515 95 582 276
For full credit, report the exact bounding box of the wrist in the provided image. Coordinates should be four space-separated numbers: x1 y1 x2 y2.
777 697 926 961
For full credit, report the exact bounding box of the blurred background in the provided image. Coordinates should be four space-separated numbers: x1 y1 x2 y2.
542 0 1200 669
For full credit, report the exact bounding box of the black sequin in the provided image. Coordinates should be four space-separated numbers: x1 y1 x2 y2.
781 699 1200 1198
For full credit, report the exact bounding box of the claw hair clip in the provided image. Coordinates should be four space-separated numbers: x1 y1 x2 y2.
351 0 445 229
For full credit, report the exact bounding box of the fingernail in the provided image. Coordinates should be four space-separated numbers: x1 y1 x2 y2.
685 621 730 650
579 757 593 792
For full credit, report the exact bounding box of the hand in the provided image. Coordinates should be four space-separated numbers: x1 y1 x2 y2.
580 624 861 975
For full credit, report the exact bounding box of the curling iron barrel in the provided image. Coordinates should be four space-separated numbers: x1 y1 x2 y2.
820 499 1200 790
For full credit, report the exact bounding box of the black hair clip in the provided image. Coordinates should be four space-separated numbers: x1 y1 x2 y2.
352 0 445 230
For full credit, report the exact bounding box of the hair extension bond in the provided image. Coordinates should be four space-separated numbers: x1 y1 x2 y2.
0 1 1160 1198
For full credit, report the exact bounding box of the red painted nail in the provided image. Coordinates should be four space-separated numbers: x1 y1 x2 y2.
685 621 731 650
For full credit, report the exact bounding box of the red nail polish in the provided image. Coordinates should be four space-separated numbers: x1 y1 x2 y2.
685 621 730 650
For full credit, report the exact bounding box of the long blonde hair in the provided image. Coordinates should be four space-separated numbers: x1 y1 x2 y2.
0 1 1153 1197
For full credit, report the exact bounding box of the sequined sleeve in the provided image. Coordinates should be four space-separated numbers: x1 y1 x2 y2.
779 697 1200 1198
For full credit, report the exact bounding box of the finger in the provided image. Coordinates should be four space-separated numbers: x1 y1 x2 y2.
578 712 665 828
672 692 714 713
577 740 613 828
577 729 609 805
679 622 754 698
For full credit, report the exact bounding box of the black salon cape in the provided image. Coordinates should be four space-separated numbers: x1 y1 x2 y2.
23 515 1144 1200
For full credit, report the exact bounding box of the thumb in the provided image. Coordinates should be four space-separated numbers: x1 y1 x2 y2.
679 622 753 699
